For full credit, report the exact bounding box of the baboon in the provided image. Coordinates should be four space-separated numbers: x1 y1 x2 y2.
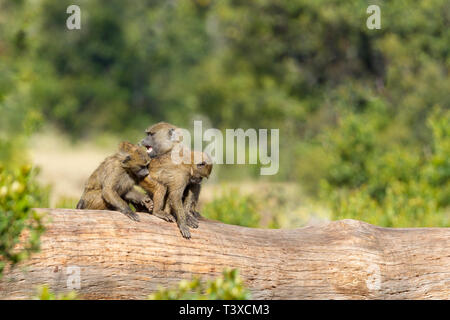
138 121 212 238
181 152 212 220
142 148 212 239
139 122 181 158
76 141 153 221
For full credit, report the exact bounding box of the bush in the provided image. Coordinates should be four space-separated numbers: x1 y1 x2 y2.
202 188 260 227
425 108 450 207
326 181 447 227
34 285 78 300
321 108 450 227
149 268 251 300
0 164 49 276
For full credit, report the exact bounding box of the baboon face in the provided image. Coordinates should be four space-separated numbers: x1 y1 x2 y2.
190 151 213 184
140 122 181 158
119 142 151 179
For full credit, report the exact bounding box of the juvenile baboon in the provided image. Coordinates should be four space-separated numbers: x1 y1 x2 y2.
76 141 153 221
138 121 182 214
138 122 212 238
143 148 212 239
139 122 181 158
181 151 213 220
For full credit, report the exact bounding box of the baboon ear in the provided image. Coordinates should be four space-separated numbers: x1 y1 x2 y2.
118 142 134 164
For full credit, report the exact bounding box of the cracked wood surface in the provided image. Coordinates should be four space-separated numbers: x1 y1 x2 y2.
0 208 449 299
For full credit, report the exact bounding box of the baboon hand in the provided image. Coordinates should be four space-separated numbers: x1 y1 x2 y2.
186 214 199 229
122 207 140 222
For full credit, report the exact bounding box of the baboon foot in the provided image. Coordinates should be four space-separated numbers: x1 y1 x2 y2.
153 210 176 223
178 223 191 239
190 210 201 219
186 214 199 229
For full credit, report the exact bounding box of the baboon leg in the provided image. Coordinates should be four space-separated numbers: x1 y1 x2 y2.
77 190 108 210
184 184 201 219
168 187 191 239
183 185 199 229
158 199 178 223
151 182 175 222
163 200 171 214
101 188 140 221
124 189 153 213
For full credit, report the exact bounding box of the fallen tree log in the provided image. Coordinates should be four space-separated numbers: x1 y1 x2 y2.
0 208 449 299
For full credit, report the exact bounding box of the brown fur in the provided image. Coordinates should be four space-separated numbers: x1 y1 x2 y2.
140 122 181 158
76 142 153 221
138 122 212 238
141 148 212 239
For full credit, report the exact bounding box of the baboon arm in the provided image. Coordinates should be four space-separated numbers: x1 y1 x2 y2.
168 187 187 224
124 188 146 205
184 184 201 212
124 188 153 213
101 187 131 213
139 176 158 196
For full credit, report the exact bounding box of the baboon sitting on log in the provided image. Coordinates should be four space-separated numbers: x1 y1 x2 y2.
139 122 212 238
142 148 212 239
76 142 153 221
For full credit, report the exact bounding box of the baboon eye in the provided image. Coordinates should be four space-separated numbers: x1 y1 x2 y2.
197 161 206 167
122 155 131 163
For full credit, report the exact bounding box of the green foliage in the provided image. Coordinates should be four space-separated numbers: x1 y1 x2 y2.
0 1 448 227
426 108 450 207
34 285 78 300
149 268 251 300
55 197 79 209
325 112 378 189
321 108 450 227
202 188 260 227
1 1 448 161
0 164 49 276
325 181 447 228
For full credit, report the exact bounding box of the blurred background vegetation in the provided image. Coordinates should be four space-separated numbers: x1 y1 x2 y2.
149 268 250 300
0 0 449 253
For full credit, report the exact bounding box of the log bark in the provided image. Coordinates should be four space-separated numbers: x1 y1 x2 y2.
1 208 449 300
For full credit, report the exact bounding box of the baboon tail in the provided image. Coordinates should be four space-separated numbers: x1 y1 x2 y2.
76 199 85 209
